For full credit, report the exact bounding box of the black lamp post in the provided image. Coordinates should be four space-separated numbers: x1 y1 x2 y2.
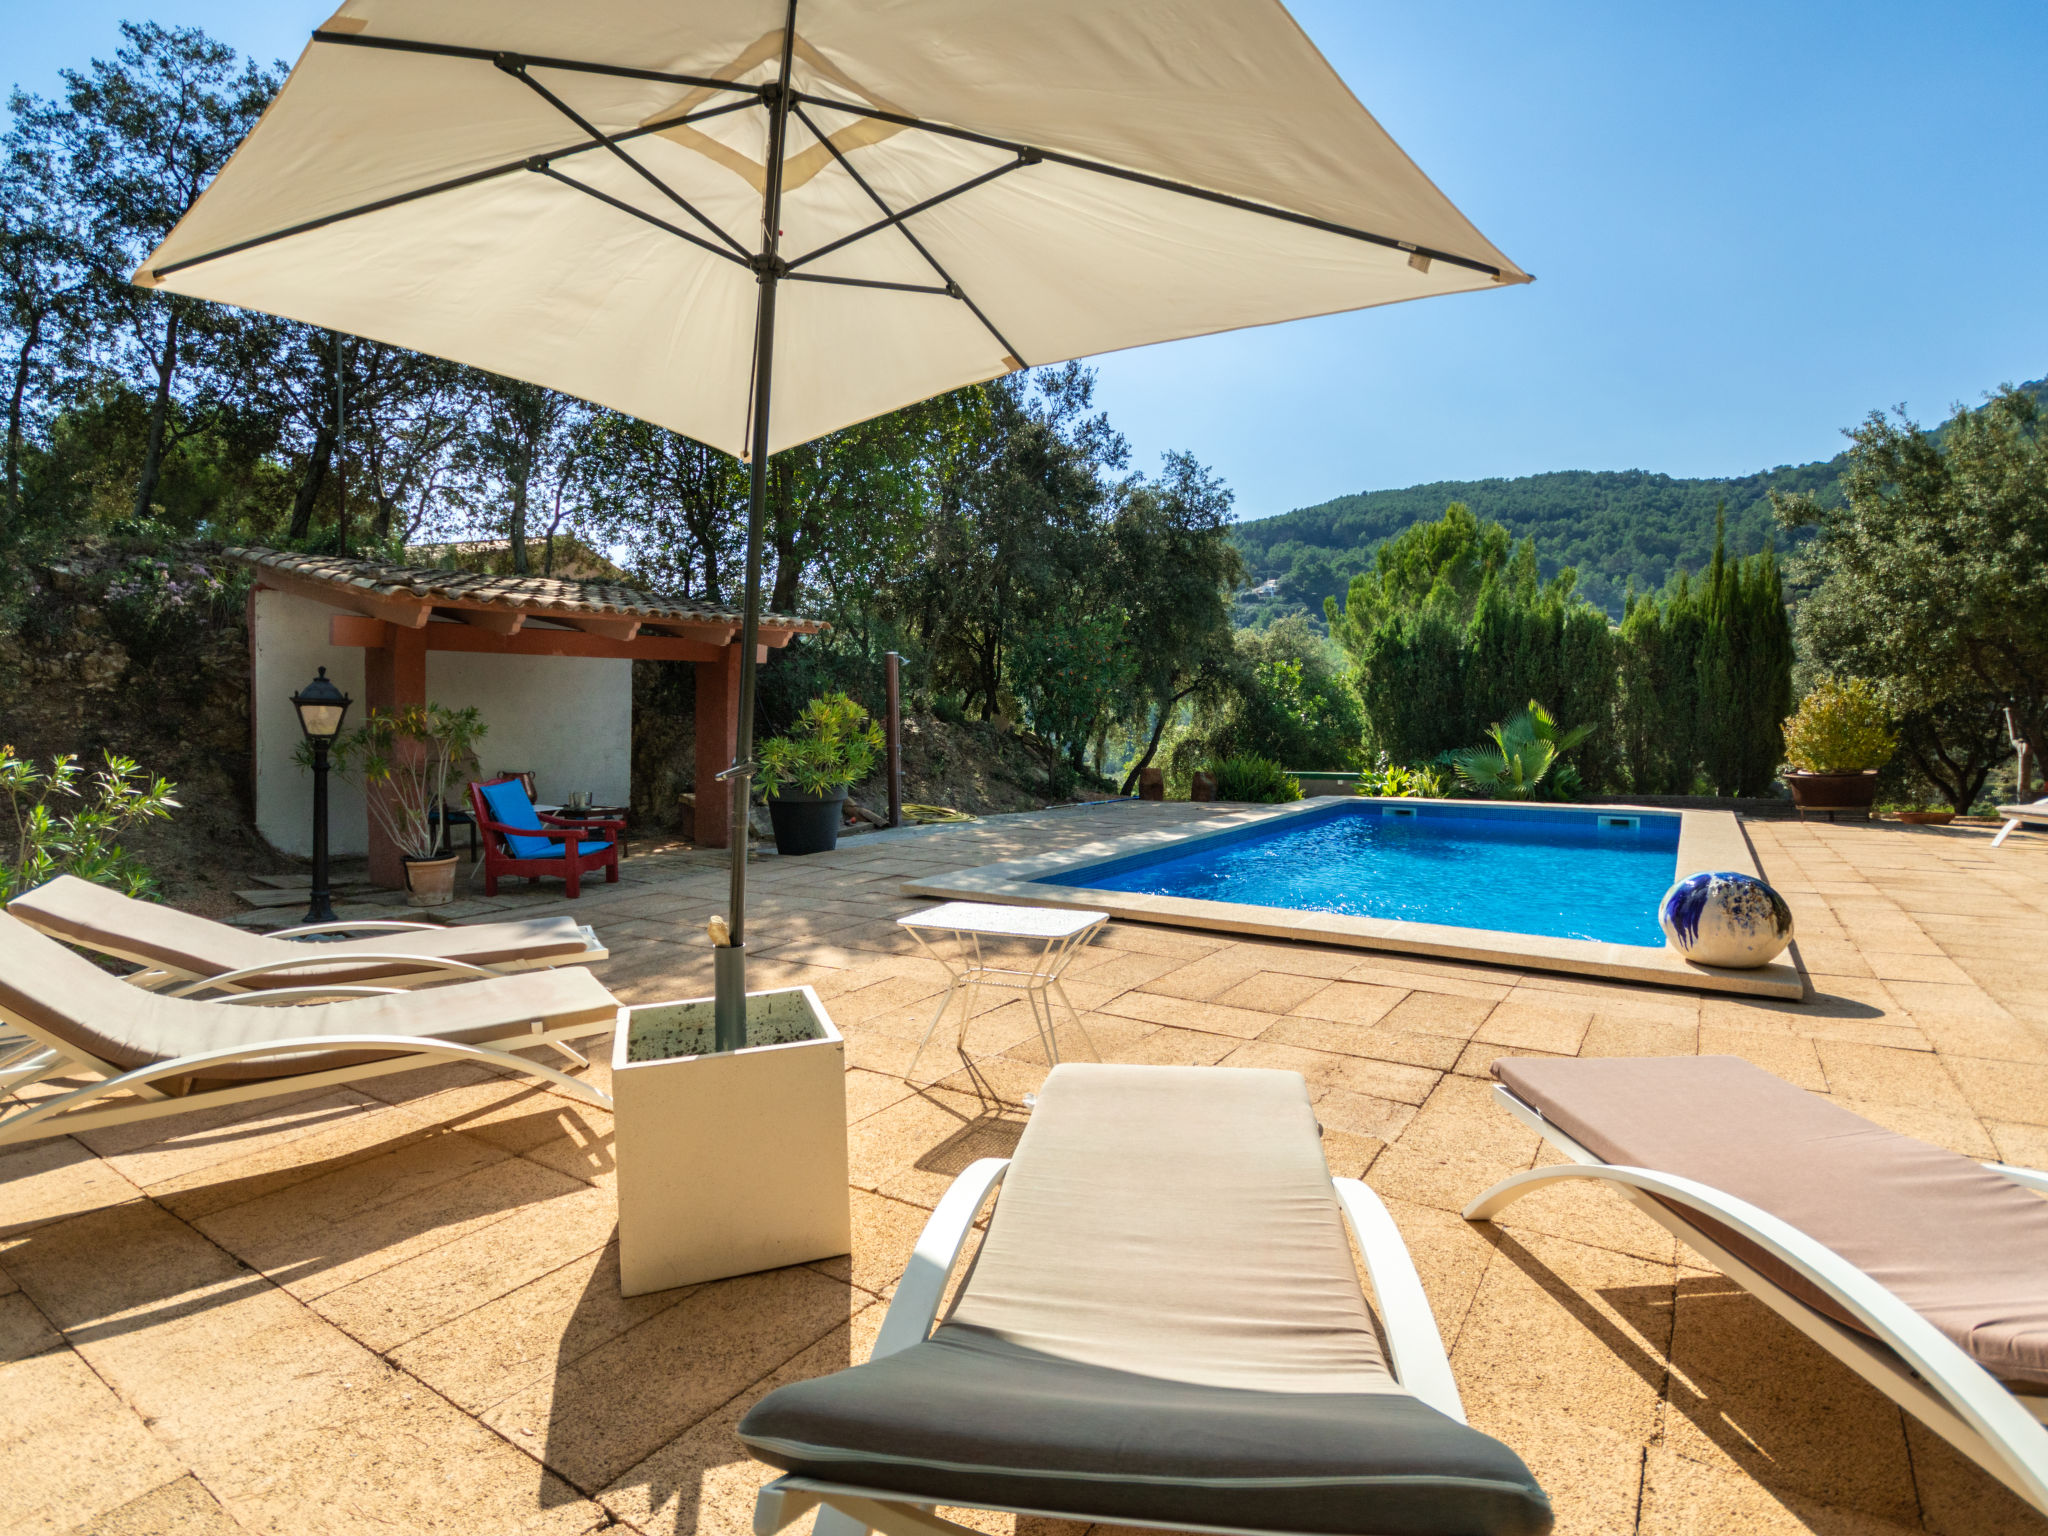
292 667 351 925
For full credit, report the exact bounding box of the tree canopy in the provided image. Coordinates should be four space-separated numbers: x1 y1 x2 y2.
1777 386 2048 810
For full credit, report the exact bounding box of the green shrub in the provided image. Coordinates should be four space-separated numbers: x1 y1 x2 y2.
1356 759 1448 797
1212 753 1301 803
757 693 884 798
0 748 179 901
1782 677 1897 773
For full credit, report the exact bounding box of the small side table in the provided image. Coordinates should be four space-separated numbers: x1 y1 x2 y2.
897 902 1108 1086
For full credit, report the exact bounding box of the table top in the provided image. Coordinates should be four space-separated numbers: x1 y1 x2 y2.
898 901 1107 938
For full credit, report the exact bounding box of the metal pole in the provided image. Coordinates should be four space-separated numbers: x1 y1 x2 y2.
305 738 337 925
334 330 348 556
715 2 799 1055
885 652 902 828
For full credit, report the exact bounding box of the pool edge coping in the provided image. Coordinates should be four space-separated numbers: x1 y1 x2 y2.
900 797 1805 1001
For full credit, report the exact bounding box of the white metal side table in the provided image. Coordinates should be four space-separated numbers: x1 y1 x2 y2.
897 902 1107 1087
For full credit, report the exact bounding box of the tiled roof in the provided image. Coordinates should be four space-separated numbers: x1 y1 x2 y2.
226 547 825 632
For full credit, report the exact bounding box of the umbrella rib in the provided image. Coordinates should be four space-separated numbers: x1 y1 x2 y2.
536 166 749 266
310 29 757 99
495 57 753 260
782 154 1025 272
782 272 953 296
786 101 1029 366
147 98 756 281
789 89 1507 280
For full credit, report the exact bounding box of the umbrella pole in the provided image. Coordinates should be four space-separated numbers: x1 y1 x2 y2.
716 11 799 1055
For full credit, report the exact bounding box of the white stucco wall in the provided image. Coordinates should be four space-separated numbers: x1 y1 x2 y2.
425 650 632 809
252 587 370 857
251 588 632 858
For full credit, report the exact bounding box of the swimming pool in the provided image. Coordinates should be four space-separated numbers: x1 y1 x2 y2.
1047 801 1679 947
903 796 1803 998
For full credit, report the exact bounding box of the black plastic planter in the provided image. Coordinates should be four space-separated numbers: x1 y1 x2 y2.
767 788 847 855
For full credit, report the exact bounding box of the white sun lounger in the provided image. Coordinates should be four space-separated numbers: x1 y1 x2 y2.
1992 798 2048 848
0 911 620 1146
1465 1055 2048 1516
7 874 607 995
742 1063 1554 1536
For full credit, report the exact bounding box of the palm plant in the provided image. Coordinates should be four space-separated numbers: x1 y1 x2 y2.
1442 701 1593 800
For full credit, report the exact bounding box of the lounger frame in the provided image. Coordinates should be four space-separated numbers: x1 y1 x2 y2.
755 1157 1467 1536
1465 1083 2048 1515
50 918 612 994
0 1002 617 1146
1992 804 2048 848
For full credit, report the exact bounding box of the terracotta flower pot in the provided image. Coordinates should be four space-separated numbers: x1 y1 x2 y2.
402 853 460 906
1783 769 1881 821
1896 810 1955 825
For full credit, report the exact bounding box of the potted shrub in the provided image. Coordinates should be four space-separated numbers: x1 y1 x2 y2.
1782 678 1895 820
1893 806 1955 826
321 703 487 905
612 975 850 1295
757 692 883 855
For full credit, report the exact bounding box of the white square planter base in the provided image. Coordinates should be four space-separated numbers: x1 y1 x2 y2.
613 987 851 1296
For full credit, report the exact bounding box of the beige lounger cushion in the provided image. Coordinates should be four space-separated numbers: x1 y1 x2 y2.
1494 1055 2048 1387
0 911 617 1087
741 1064 1553 1535
9 874 591 986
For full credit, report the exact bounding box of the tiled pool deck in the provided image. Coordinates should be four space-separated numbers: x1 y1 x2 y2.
3 804 2046 1535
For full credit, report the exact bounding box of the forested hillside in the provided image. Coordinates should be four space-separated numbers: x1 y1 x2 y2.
1234 375 2047 619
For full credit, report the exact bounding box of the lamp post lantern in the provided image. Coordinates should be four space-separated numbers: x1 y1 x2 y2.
292 667 351 926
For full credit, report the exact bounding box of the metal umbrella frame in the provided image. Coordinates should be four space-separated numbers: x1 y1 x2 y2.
140 0 1527 1050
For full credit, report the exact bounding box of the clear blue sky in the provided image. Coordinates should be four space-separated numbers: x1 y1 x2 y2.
9 2 2047 519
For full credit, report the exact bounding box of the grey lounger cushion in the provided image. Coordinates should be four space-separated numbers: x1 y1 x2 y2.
0 911 617 1087
740 1064 1552 1535
1494 1055 2048 1387
10 874 592 986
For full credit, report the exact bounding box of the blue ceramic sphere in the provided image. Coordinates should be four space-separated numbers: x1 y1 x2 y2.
1659 872 1793 968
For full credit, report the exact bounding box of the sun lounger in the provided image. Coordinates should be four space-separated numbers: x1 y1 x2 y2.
1992 797 2048 847
7 874 606 994
0 910 619 1146
1465 1055 2048 1515
741 1063 1554 1536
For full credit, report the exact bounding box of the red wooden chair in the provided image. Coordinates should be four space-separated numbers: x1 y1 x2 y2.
470 776 623 900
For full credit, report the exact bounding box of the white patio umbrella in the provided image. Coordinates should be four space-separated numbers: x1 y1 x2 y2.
140 0 1528 1046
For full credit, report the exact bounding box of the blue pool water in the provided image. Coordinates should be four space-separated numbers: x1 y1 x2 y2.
1044 802 1681 947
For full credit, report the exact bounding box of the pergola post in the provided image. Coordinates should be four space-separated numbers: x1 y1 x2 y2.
362 624 427 888
692 642 742 849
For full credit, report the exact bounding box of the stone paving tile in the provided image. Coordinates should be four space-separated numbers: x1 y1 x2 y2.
597 1302 887 1536
312 1181 617 1353
1452 1230 1674 1536
2 1347 190 1535
390 1242 693 1417
0 1136 142 1238
8 810 2048 1534
485 1264 859 1494
1659 1273 1919 1524
1811 1040 1970 1113
0 1288 63 1363
62 1473 248 1536
1285 979 1409 1027
1257 1013 1466 1071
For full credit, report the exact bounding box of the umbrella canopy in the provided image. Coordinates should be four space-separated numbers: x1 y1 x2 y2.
139 0 1526 458
140 0 1526 1045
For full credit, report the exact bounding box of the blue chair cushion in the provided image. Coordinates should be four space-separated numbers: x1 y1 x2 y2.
479 780 610 861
